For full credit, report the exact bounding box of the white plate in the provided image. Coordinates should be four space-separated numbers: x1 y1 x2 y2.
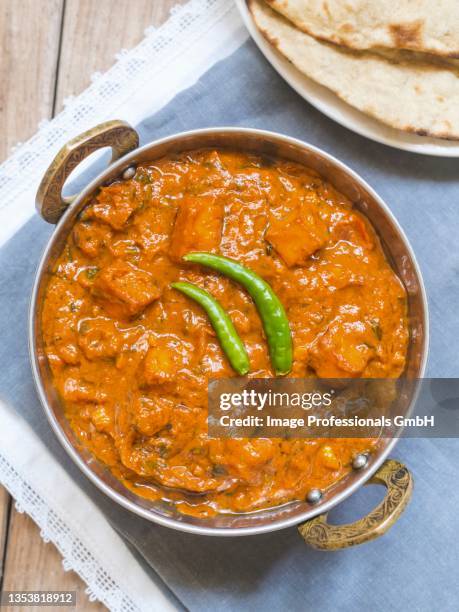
236 0 459 157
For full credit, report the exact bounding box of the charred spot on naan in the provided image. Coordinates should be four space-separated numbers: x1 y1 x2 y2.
389 20 424 49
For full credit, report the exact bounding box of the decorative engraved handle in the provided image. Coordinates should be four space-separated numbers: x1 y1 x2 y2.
299 460 413 550
36 120 139 224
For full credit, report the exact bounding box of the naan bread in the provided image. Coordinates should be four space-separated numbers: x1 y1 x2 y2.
249 0 459 140
266 0 459 58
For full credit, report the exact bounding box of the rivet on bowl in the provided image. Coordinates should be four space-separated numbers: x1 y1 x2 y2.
306 488 322 504
352 453 368 470
122 166 136 180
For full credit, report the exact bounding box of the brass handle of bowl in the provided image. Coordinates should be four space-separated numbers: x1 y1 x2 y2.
299 459 413 550
36 120 139 224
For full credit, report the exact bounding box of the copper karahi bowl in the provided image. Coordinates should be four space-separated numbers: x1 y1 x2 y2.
29 122 428 547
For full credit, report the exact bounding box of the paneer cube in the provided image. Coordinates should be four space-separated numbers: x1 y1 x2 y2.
93 260 160 317
91 405 114 433
77 317 121 360
62 377 106 403
131 203 177 257
144 344 177 384
73 221 112 258
88 183 138 230
266 201 328 267
170 194 223 261
143 336 193 385
132 396 172 436
309 318 374 377
331 213 374 250
318 445 341 471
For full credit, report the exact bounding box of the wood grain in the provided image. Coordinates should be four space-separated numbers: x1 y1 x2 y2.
0 0 64 592
0 1 182 608
0 487 10 581
2 511 105 612
55 0 186 112
0 0 64 160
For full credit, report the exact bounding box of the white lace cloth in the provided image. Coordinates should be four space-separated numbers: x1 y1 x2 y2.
0 0 247 246
0 2 248 610
0 402 175 612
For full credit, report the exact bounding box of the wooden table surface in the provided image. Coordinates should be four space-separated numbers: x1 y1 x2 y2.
0 1 183 609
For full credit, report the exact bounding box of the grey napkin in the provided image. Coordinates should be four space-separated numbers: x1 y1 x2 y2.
1 40 458 612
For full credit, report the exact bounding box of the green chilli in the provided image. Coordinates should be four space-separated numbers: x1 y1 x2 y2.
171 281 250 376
183 253 293 375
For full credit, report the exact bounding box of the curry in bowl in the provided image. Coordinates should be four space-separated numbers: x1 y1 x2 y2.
41 148 408 517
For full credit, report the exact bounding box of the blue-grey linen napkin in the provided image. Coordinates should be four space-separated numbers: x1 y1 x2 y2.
1 40 458 612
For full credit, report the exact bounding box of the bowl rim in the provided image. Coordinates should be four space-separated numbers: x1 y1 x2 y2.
29 126 429 536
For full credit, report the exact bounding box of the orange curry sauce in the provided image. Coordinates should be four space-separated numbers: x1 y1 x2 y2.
42 149 408 516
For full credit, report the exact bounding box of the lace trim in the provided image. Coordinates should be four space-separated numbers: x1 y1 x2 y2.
0 0 232 214
0 452 139 611
0 0 238 608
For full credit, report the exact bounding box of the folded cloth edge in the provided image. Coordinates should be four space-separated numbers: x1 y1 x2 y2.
0 0 247 248
0 0 249 607
0 399 178 612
